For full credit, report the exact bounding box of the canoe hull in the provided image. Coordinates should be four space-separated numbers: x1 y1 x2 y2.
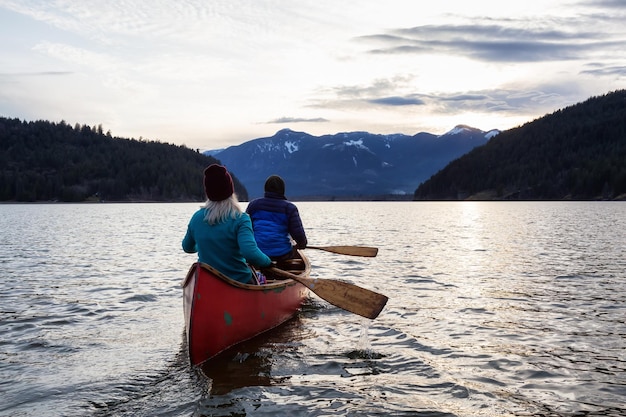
182 256 309 366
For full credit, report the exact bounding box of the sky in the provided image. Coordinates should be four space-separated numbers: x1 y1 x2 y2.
1 0 625 151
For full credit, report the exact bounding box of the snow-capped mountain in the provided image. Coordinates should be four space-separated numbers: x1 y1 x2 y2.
205 126 499 199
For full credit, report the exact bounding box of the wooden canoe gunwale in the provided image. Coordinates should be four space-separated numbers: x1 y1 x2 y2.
181 254 311 290
182 250 311 366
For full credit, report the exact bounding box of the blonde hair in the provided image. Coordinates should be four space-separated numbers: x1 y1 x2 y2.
203 194 242 225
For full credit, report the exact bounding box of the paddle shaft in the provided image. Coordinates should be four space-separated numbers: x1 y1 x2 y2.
306 245 378 257
268 267 388 319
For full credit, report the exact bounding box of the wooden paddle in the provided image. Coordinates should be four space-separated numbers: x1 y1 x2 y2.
268 267 388 319
306 245 378 257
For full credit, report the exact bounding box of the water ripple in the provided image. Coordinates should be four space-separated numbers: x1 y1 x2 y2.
1 202 624 416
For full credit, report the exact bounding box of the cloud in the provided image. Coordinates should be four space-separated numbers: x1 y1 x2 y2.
358 19 625 63
1 0 625 148
576 0 626 8
311 78 565 115
368 96 425 106
0 71 73 77
580 64 626 78
310 76 418 108
424 87 584 119
267 117 329 124
306 87 422 112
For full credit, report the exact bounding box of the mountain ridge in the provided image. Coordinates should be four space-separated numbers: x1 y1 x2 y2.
413 90 626 200
206 125 498 200
5 90 621 203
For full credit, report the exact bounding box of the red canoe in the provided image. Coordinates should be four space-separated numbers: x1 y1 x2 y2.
182 251 310 366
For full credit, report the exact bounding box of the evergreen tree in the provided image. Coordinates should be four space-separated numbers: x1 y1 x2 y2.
0 117 248 202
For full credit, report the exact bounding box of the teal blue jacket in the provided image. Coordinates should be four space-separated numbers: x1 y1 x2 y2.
182 208 271 284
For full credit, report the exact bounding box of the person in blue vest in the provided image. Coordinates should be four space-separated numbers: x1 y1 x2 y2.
246 175 308 260
182 164 272 284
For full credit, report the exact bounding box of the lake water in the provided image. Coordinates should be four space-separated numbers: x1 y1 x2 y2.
1 201 624 417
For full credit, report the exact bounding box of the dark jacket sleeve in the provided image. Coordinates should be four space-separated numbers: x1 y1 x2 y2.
286 203 307 248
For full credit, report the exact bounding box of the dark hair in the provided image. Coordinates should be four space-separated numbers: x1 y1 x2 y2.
264 175 285 195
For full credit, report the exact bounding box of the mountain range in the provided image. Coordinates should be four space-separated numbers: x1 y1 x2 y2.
5 91 621 203
206 126 499 200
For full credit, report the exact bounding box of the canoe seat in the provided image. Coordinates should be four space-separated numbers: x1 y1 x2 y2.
275 258 305 271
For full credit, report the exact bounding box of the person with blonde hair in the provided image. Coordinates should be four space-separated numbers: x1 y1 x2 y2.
182 164 272 284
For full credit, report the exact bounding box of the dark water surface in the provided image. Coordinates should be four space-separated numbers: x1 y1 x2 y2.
1 202 624 416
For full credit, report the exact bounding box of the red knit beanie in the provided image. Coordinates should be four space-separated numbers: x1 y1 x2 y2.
203 164 234 201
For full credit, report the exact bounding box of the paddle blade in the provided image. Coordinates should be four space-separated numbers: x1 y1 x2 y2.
269 268 388 319
307 245 378 257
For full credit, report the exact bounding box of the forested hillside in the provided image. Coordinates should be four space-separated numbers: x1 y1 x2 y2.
414 90 626 200
0 118 248 202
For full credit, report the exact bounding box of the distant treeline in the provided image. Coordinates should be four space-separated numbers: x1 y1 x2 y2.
0 118 248 202
414 90 626 200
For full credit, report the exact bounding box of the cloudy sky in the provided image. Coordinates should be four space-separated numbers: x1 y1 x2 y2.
1 0 625 150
